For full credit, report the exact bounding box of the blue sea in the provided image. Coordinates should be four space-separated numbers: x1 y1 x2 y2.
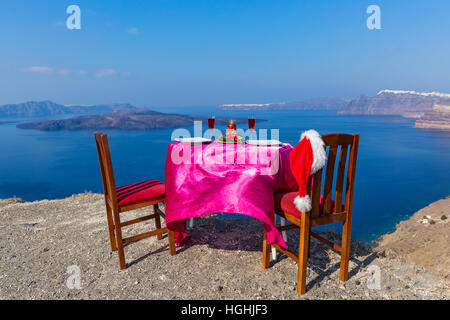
1 108 449 243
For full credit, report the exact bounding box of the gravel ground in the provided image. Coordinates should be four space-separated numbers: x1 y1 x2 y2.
0 193 448 300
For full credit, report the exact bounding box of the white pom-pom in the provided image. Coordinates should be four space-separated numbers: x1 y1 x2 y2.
294 195 311 212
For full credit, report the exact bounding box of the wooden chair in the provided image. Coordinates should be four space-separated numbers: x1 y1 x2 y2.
94 132 176 270
262 133 359 294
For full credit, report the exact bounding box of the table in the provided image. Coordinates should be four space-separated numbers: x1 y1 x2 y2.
164 141 297 248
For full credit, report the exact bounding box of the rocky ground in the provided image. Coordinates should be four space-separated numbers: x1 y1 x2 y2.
377 197 450 280
0 194 449 300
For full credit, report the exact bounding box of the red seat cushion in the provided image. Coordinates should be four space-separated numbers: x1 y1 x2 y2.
274 192 344 218
116 180 165 206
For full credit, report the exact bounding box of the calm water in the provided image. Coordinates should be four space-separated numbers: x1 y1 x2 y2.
1 108 449 243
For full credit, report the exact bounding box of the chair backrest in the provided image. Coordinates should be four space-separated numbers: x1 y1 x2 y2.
307 134 359 218
94 132 118 207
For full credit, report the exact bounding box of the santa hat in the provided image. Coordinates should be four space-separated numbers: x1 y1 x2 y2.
289 130 327 212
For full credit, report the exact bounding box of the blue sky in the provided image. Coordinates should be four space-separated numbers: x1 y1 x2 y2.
1 0 449 107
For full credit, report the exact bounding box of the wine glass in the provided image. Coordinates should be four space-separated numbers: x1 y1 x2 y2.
208 116 216 130
248 116 256 131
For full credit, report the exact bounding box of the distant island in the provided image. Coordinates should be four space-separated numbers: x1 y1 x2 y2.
220 90 450 119
16 110 255 131
0 100 139 118
219 97 349 111
5 90 450 131
415 104 450 130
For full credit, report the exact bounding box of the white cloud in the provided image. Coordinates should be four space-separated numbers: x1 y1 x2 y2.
22 66 126 79
95 69 118 78
23 66 54 74
127 27 139 35
58 69 71 75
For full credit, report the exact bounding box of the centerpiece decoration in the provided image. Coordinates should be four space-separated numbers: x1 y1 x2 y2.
217 120 245 144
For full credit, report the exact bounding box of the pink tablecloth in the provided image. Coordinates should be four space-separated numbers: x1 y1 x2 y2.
164 141 297 248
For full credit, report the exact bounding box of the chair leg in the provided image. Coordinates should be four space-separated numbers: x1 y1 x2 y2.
270 217 287 261
297 213 310 294
280 217 288 243
188 218 194 229
271 246 277 261
340 217 352 281
105 204 117 251
306 224 311 259
168 230 177 256
112 207 127 270
271 214 279 261
262 229 271 269
154 205 163 240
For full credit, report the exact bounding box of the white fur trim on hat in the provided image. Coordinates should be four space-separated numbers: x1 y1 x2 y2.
301 129 327 174
294 195 312 212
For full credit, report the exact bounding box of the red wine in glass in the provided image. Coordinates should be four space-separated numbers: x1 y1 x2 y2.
208 117 216 130
248 117 256 131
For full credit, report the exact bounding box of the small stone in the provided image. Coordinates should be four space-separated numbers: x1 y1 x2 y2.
159 275 167 281
376 250 386 258
22 223 38 227
441 215 447 220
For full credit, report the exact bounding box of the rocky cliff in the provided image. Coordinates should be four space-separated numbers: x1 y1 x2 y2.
341 91 450 117
377 197 450 280
218 90 450 117
415 104 450 130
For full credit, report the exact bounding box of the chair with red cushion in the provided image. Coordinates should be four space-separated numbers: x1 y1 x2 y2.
262 133 359 294
94 132 176 270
